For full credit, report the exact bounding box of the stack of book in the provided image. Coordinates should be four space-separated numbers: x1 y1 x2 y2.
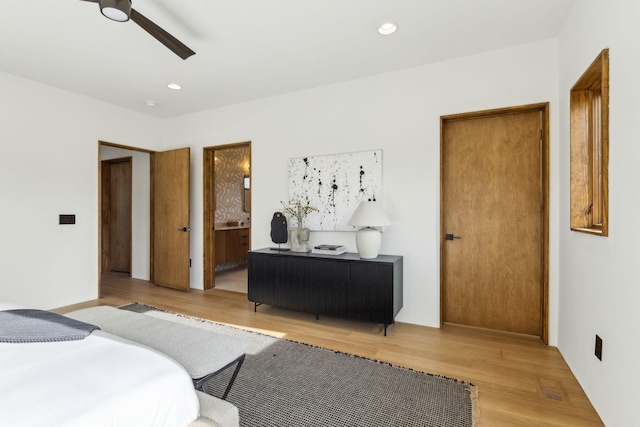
312 244 347 255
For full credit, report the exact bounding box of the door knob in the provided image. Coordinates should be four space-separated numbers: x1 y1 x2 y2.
179 227 191 232
445 233 461 240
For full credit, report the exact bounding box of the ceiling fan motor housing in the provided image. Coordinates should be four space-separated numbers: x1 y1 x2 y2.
100 0 132 22
82 0 195 59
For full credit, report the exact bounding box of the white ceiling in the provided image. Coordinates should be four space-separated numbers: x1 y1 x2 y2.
0 0 575 118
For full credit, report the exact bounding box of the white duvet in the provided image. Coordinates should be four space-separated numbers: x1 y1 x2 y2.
0 303 199 427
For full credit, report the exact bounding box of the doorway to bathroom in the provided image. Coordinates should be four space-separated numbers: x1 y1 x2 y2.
203 141 251 291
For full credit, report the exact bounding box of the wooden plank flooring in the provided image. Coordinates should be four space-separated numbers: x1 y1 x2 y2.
54 273 603 426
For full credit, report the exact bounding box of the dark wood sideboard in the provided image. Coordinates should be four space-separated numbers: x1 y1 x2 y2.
247 248 403 335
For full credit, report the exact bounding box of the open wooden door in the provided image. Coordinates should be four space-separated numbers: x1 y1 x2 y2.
151 147 191 291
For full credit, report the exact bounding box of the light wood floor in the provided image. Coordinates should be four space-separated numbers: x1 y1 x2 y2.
54 273 603 427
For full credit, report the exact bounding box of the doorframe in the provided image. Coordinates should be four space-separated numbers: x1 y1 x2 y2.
203 141 252 290
98 141 155 297
439 103 550 343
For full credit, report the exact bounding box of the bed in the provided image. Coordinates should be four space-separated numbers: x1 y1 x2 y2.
0 302 200 426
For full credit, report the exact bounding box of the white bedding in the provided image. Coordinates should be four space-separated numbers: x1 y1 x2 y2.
0 303 199 426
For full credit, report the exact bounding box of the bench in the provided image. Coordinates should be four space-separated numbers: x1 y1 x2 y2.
190 391 240 427
66 306 247 400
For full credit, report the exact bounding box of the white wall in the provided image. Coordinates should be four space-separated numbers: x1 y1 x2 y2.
161 38 561 337
0 71 161 309
100 146 151 280
558 1 640 425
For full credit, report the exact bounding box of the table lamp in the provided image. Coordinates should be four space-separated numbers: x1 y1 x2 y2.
348 200 391 259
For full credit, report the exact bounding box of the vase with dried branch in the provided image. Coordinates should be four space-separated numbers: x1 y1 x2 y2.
280 200 318 252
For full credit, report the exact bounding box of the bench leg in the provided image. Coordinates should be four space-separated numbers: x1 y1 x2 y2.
193 354 246 400
221 355 244 399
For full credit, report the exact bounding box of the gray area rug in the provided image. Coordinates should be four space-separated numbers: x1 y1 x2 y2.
120 303 477 427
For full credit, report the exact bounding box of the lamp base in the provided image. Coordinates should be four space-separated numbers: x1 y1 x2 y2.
355 227 382 259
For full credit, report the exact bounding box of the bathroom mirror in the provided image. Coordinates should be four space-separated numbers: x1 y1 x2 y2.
243 175 251 212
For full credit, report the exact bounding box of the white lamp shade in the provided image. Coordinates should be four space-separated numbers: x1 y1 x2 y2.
348 200 390 227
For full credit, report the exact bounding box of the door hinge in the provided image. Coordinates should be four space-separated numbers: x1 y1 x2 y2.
189 258 192 268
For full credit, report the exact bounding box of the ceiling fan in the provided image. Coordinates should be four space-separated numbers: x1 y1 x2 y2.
81 0 195 60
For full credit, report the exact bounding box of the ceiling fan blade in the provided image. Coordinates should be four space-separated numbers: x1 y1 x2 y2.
130 9 195 60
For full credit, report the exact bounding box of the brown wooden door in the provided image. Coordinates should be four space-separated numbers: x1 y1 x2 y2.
151 147 191 291
101 158 132 274
441 105 548 337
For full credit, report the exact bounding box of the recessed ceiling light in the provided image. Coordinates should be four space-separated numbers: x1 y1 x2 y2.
146 101 157 107
167 83 182 90
378 22 398 35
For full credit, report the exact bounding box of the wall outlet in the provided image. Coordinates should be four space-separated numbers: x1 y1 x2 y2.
594 335 603 361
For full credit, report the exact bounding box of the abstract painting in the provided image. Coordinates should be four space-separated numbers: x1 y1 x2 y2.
288 150 382 231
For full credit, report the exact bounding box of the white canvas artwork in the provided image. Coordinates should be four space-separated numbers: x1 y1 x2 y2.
288 150 382 231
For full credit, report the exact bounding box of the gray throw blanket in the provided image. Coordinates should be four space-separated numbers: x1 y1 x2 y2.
0 309 100 343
